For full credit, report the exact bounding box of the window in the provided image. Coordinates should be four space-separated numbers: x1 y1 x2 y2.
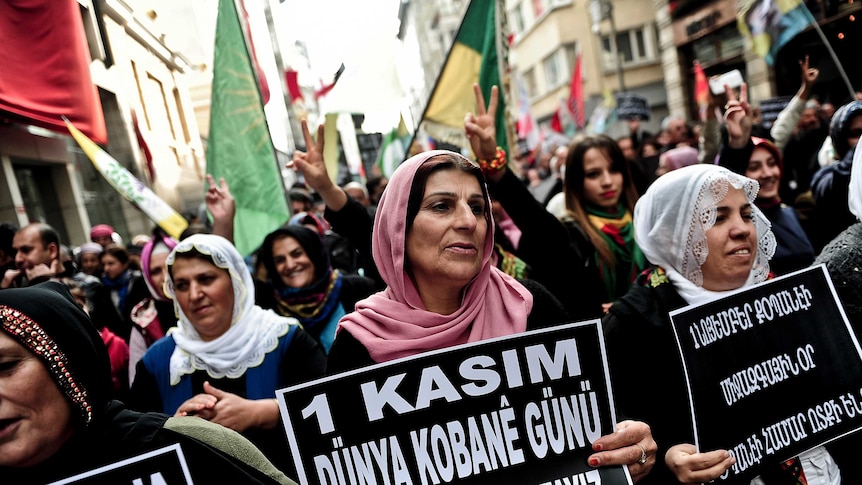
543 45 578 90
524 68 537 98
600 24 657 70
543 53 562 88
511 4 525 34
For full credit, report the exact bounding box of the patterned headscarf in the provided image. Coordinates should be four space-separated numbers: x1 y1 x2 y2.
634 164 776 304
164 234 296 385
0 282 112 424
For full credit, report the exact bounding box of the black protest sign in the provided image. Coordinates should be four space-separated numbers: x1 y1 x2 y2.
615 94 651 121
669 265 862 483
277 321 631 485
758 95 793 129
48 444 193 485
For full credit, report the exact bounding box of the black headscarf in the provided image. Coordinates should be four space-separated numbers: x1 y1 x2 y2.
0 282 112 425
259 226 328 289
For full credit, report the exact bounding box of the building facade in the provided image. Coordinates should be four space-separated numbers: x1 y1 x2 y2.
0 0 204 246
508 0 667 139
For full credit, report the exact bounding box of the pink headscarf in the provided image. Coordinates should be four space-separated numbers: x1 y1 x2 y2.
661 146 699 172
141 234 178 301
338 150 533 363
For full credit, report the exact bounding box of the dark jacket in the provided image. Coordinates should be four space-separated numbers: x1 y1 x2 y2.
810 147 858 251
489 169 605 320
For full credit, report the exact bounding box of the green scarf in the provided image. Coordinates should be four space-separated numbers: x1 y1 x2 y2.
586 204 647 302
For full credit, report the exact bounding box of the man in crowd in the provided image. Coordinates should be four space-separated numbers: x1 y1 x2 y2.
2 222 61 288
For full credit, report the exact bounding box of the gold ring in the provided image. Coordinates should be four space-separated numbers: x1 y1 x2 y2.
637 444 648 464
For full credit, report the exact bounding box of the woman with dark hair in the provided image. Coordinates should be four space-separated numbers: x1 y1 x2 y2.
465 85 646 318
128 234 326 472
256 225 375 353
0 282 296 484
90 245 149 345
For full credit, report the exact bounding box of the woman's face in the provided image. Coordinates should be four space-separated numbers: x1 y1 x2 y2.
701 187 757 291
171 257 235 341
80 253 101 276
581 148 624 211
746 147 781 199
406 169 487 297
0 331 75 468
271 236 316 289
101 254 127 280
148 251 169 297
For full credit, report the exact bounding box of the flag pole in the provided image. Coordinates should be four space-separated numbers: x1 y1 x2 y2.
809 21 855 99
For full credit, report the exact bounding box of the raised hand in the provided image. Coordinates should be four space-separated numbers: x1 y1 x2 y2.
288 119 348 211
724 82 752 148
464 84 499 161
799 55 819 99
206 174 234 222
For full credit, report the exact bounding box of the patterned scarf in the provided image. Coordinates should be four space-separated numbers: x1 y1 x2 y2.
587 204 647 301
493 243 530 279
274 269 344 330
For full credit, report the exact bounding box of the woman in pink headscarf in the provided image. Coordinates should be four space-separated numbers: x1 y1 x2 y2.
128 231 178 383
327 150 565 367
655 146 699 177
316 141 656 481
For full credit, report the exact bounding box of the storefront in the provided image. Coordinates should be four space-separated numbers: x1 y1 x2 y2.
669 0 862 120
670 0 755 120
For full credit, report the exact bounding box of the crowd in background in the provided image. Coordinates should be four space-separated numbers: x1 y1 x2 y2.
3 57 862 484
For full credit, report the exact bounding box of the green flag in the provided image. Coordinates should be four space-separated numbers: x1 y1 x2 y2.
421 0 508 151
207 0 288 256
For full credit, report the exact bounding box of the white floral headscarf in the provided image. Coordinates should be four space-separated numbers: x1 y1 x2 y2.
634 165 776 305
164 234 295 385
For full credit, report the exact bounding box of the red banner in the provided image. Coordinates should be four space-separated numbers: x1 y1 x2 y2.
0 0 107 143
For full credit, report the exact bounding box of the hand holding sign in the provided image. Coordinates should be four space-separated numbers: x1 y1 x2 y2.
588 420 657 482
665 443 735 484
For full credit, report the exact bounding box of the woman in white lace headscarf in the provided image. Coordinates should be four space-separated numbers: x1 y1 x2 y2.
128 234 325 472
603 165 831 485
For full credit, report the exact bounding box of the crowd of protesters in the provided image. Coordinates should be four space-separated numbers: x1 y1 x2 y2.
3 55 862 484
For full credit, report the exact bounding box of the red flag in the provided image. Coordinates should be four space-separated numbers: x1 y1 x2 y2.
285 69 303 103
694 60 709 120
567 51 585 131
130 109 155 182
0 0 107 143
550 107 563 134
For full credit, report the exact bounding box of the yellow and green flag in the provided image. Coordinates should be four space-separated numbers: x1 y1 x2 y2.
421 0 508 152
65 119 188 239
738 0 815 65
207 0 289 256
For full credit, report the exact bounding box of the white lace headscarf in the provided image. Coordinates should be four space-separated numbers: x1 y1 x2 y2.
164 234 295 385
848 144 862 220
634 164 776 305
